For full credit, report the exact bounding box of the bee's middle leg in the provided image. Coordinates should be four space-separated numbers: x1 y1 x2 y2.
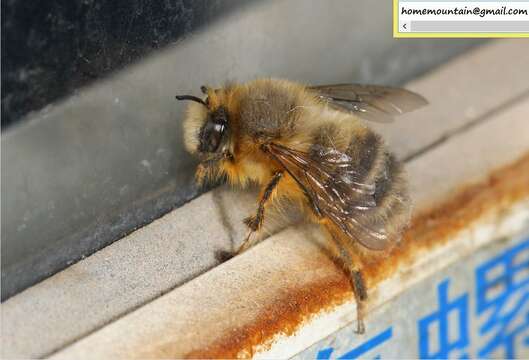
237 171 284 254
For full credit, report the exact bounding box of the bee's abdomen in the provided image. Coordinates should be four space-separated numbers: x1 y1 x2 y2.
310 123 387 187
372 152 411 231
348 129 410 235
310 124 411 241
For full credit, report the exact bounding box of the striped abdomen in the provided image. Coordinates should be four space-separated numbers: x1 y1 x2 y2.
308 122 411 249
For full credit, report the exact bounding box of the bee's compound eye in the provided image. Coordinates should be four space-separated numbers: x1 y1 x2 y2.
200 120 225 153
198 106 229 153
207 125 223 152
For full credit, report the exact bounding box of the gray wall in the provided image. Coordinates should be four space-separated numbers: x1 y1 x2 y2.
1 0 487 299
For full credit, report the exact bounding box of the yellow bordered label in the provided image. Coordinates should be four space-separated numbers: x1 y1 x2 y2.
393 0 529 38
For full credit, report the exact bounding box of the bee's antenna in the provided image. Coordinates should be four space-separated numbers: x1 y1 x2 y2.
175 94 207 107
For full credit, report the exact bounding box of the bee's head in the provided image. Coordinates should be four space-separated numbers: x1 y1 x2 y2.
177 86 231 158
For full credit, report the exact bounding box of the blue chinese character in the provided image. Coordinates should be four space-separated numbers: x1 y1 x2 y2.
317 327 392 359
418 279 470 359
475 237 529 358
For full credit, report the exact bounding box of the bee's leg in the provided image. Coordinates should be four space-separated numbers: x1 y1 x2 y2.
236 230 257 255
303 187 367 332
327 229 367 334
237 171 284 254
350 269 367 334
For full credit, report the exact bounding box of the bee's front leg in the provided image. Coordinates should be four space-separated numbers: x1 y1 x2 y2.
237 171 284 254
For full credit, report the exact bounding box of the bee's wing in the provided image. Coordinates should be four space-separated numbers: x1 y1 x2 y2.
267 143 393 250
309 83 428 123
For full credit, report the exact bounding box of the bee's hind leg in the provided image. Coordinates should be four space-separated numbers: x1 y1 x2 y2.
350 269 367 334
327 228 367 334
237 171 284 255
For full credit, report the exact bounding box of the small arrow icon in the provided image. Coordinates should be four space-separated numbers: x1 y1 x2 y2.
400 21 410 32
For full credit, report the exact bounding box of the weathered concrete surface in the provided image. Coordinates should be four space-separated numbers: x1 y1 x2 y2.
49 97 529 358
1 187 258 358
2 39 529 359
371 39 529 160
408 97 529 210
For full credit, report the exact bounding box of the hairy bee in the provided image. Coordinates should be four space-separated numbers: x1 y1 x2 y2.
177 78 427 332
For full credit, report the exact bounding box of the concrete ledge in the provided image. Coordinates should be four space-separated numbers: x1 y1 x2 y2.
2 40 529 359
49 96 529 358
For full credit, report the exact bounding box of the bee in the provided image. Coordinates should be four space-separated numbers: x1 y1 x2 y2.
176 78 427 333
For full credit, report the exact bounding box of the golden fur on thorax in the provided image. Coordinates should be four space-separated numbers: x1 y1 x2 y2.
184 79 366 187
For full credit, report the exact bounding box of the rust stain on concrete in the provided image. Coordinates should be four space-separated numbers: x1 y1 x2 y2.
181 152 529 358
186 274 352 359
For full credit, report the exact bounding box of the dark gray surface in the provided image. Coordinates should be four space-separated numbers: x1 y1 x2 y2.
1 0 487 300
1 0 252 128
